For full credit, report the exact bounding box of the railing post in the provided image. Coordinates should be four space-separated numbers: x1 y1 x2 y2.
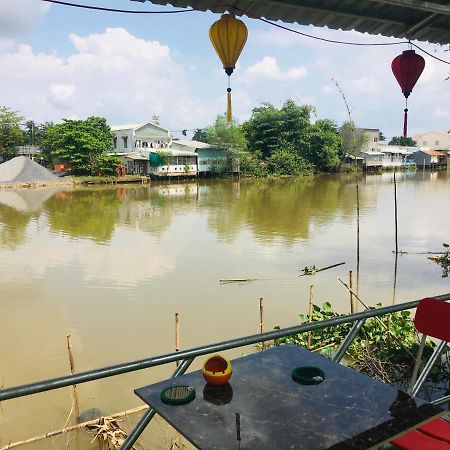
120 356 195 450
411 340 447 397
333 319 365 363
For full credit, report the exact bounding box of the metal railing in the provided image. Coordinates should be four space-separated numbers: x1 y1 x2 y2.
1 292 450 449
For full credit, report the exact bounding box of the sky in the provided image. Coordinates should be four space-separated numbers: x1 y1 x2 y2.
1 0 450 140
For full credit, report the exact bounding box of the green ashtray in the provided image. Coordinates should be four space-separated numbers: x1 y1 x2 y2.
292 366 325 385
160 385 196 405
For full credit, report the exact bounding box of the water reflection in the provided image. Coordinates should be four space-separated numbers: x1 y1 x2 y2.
0 176 376 247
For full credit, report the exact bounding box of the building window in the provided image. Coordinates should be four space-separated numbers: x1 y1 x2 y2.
374 137 378 142
122 136 128 148
113 137 117 148
435 140 439 146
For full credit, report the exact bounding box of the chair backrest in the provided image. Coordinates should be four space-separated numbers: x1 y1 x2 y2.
414 297 450 341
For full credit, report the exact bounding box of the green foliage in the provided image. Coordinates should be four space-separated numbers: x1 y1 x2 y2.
267 149 313 176
94 154 120 176
273 302 433 384
435 243 450 278
304 119 343 172
340 121 369 158
388 136 417 146
203 115 247 151
41 116 114 175
237 150 266 177
242 100 342 174
275 302 352 350
0 106 25 158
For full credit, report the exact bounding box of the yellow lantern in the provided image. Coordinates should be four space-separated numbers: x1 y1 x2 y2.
209 14 248 122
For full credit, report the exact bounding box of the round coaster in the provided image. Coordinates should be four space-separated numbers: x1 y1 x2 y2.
292 366 325 385
160 385 196 405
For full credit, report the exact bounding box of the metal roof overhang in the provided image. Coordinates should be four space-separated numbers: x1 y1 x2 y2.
132 0 450 45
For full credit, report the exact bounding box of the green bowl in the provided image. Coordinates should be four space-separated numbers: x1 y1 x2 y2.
292 366 325 385
160 385 196 405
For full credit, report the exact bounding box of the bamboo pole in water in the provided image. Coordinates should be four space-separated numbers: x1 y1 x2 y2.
259 297 264 350
356 184 360 300
394 171 399 255
66 334 80 423
308 285 314 350
175 312 180 367
349 271 354 314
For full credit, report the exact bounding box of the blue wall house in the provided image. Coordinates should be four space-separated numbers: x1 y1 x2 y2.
171 140 239 176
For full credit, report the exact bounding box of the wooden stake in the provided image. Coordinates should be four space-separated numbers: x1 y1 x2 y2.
175 312 180 367
0 405 148 450
259 297 264 350
393 171 399 255
349 271 354 314
66 335 80 424
308 285 314 350
356 184 360 300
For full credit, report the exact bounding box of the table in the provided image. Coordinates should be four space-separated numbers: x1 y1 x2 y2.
135 345 444 450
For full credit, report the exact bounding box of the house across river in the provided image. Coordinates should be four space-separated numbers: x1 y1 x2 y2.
110 122 239 178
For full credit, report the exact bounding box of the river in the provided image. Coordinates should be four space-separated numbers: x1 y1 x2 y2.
0 171 449 449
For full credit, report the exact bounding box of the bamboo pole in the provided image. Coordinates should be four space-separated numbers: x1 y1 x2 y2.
0 405 148 450
175 312 180 367
308 285 314 350
259 297 264 350
393 170 399 255
356 184 360 299
349 271 354 314
66 335 80 423
337 278 415 360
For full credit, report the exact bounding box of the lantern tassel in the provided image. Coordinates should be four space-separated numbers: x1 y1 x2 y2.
403 99 408 138
226 76 232 122
227 87 232 122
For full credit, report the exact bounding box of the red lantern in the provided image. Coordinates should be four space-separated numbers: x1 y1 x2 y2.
391 50 425 138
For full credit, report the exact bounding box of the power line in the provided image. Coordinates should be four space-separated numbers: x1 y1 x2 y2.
41 0 194 14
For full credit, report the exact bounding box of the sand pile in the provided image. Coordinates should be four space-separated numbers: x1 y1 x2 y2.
0 156 58 184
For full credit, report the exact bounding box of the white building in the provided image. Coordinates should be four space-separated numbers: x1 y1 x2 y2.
111 122 172 154
414 131 450 150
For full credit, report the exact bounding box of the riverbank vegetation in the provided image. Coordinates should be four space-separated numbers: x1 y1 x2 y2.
273 302 449 395
197 100 346 177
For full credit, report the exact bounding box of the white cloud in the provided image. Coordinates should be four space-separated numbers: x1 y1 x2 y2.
0 27 215 128
0 0 50 37
243 56 308 82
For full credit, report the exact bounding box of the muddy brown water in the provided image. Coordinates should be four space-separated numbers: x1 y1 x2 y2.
0 172 449 449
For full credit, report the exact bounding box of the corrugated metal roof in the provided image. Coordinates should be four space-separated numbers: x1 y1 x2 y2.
137 0 450 45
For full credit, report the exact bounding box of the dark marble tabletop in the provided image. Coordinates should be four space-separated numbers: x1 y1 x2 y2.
135 345 443 450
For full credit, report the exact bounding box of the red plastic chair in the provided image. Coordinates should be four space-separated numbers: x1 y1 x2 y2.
409 297 450 396
390 298 450 450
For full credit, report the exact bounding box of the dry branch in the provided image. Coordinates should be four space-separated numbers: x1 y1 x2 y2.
0 405 148 450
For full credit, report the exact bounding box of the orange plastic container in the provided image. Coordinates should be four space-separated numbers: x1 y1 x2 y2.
202 355 232 385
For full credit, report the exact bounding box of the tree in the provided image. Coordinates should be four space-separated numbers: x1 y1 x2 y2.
242 100 342 173
203 114 247 151
306 120 343 172
0 106 25 159
41 116 116 175
340 121 369 160
388 136 417 146
192 128 207 142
